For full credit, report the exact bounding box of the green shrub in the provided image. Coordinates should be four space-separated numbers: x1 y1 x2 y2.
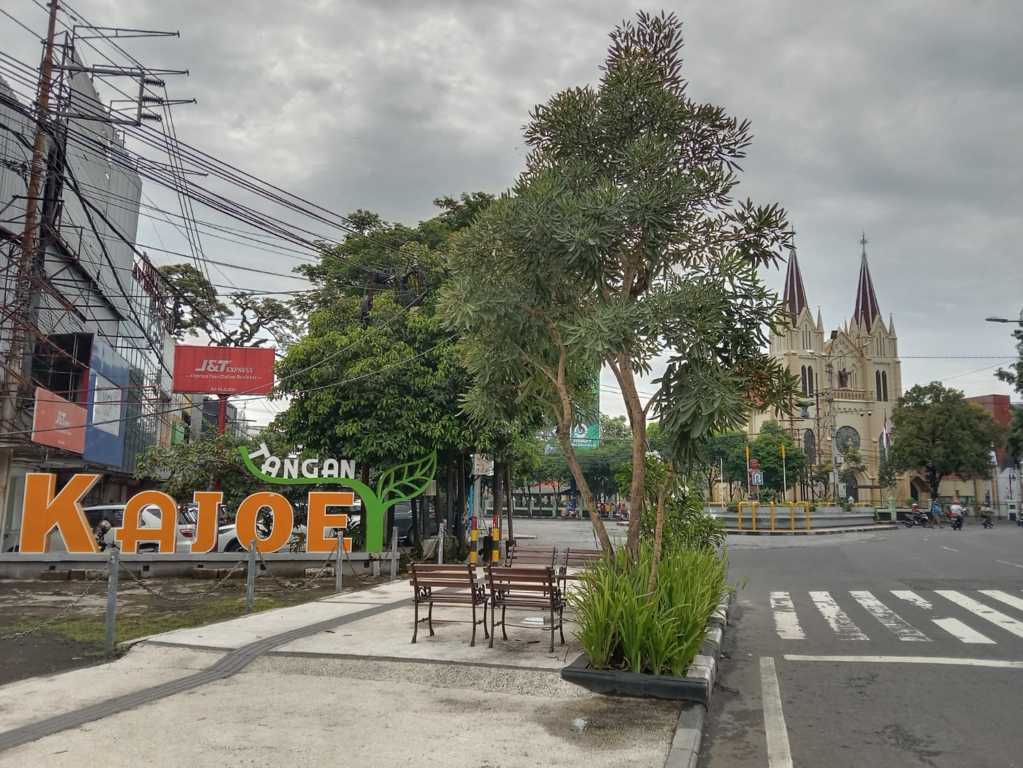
639 489 725 552
569 543 727 675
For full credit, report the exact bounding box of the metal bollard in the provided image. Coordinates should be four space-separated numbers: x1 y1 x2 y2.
469 518 478 568
104 545 119 658
770 501 776 531
437 521 445 565
335 530 344 594
390 525 398 580
245 540 256 613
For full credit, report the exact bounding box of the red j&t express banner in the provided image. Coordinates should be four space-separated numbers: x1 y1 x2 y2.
31 387 86 453
172 345 275 395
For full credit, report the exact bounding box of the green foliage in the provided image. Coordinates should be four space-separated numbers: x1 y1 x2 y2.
134 431 278 510
889 382 1003 493
570 542 727 675
996 322 1023 463
750 421 807 495
638 489 725 552
600 414 630 446
277 197 507 470
158 263 298 346
838 446 866 491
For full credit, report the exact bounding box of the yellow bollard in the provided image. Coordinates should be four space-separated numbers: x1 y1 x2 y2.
770 501 776 531
751 502 758 531
737 505 743 531
804 503 812 531
469 521 478 567
788 502 795 532
491 526 501 563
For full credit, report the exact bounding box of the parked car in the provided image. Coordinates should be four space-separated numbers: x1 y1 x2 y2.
82 504 195 552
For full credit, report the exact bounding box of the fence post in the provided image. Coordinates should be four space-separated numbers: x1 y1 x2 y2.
245 540 256 613
751 502 758 532
104 545 119 658
437 521 445 565
770 501 776 531
469 517 478 568
335 530 343 594
390 525 398 580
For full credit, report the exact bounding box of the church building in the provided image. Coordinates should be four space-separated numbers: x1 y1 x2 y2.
747 236 904 503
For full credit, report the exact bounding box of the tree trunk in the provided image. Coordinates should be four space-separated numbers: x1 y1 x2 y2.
557 429 612 553
505 462 515 544
493 459 504 534
647 483 667 593
611 356 648 557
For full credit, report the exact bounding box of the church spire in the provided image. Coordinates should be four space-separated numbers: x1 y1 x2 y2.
853 232 880 332
782 233 808 322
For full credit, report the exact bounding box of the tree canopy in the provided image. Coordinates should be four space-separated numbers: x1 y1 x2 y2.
996 317 1023 463
445 11 796 554
889 382 1003 496
750 421 807 498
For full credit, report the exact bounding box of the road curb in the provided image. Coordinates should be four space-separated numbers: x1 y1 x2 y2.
664 590 730 767
726 524 898 536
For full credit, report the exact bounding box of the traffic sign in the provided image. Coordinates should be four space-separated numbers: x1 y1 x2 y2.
750 470 764 486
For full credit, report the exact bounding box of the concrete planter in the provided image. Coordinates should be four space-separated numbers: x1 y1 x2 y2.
560 591 730 705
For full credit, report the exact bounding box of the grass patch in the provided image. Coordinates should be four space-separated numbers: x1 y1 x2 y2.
5 595 288 646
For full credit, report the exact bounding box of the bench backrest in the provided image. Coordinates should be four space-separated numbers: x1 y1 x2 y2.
486 565 557 597
508 545 557 567
410 563 476 589
562 547 605 568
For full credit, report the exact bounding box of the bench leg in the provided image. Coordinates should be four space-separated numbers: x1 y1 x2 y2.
412 600 419 644
559 605 565 645
549 604 555 653
428 601 435 637
501 605 508 641
470 602 477 647
489 600 496 648
482 601 489 640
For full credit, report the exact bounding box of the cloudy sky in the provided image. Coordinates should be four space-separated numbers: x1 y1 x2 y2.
4 0 1021 424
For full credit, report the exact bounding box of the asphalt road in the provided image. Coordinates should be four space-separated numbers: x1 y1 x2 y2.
700 522 1023 768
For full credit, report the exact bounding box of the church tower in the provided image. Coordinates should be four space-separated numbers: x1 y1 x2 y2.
769 238 825 399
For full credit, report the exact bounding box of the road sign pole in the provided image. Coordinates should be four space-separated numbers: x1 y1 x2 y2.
781 444 787 503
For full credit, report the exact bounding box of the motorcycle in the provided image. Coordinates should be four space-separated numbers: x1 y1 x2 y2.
903 510 931 528
982 516 994 529
951 514 963 531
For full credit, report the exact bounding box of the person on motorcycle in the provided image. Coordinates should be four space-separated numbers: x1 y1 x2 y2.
949 498 965 529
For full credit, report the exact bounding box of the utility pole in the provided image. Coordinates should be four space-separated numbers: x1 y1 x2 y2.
0 0 61 537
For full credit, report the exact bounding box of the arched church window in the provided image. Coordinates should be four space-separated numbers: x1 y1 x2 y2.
804 429 816 462
875 370 882 401
882 371 889 402
800 366 808 396
807 368 814 395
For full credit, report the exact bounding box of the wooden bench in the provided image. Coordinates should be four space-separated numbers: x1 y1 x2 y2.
558 546 607 592
409 563 488 646
506 544 557 567
486 565 565 652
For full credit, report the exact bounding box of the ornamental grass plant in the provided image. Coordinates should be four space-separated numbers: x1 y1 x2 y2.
570 542 727 676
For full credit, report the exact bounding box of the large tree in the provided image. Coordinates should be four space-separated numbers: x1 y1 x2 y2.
158 263 299 347
889 382 1003 497
445 11 795 555
750 421 807 499
996 315 1023 462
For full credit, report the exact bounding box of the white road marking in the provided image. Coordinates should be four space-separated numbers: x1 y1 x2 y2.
850 591 930 641
809 591 869 640
995 560 1023 570
941 545 959 553
784 654 1023 669
931 618 996 645
760 657 794 768
979 589 1023 613
935 590 1023 639
770 592 806 640
891 590 933 611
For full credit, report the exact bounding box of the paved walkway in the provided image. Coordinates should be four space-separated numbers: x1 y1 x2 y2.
0 577 681 767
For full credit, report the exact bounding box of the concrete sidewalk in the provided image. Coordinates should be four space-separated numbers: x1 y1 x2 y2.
0 579 682 767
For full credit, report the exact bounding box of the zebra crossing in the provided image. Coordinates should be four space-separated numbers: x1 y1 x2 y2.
768 588 1023 646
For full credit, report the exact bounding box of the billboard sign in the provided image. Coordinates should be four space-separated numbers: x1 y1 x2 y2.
31 387 86 454
84 337 130 469
173 345 275 395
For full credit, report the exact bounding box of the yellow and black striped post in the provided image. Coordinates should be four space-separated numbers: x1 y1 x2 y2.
469 517 478 567
491 507 501 563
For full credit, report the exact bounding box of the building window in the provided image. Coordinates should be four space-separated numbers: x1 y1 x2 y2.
807 367 814 395
804 429 816 462
800 366 808 396
881 371 889 402
875 370 882 401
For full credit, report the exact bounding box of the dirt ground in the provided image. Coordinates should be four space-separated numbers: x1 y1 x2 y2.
0 569 390 685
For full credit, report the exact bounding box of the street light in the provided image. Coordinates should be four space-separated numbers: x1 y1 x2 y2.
985 308 1023 325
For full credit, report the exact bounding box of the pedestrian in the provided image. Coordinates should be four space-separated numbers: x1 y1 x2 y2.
929 498 944 528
